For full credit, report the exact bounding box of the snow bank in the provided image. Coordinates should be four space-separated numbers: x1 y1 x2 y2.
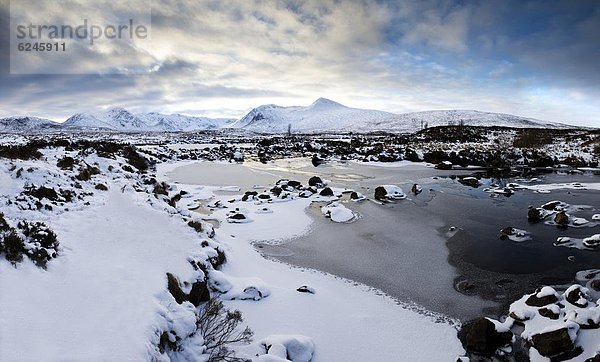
0 190 202 360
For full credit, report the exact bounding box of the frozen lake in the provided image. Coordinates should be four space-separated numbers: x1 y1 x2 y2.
166 158 600 321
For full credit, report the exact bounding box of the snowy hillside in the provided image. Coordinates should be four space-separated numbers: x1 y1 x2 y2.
61 108 236 132
0 116 62 132
230 98 574 134
229 98 401 133
358 109 572 133
143 112 236 132
0 99 578 133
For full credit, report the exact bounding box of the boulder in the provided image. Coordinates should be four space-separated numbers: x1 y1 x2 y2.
95 183 108 191
531 328 575 357
308 176 324 187
350 191 366 201
458 177 481 188
458 318 513 355
296 285 316 294
436 161 453 170
166 273 187 304
528 207 542 222
241 191 258 201
270 186 283 196
287 180 302 189
499 227 515 240
411 183 422 195
311 154 324 167
374 185 406 201
319 187 334 196
538 307 560 320
583 234 600 249
565 286 589 308
542 200 562 210
525 288 558 307
456 280 475 292
229 213 246 220
374 186 388 201
555 211 569 226
187 280 210 307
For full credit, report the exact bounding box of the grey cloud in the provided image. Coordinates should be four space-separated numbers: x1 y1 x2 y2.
0 0 598 127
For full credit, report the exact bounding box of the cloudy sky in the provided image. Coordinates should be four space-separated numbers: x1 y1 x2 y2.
0 0 599 127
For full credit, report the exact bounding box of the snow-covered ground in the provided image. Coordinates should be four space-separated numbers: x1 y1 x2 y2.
0 189 203 360
0 143 465 361
158 161 465 361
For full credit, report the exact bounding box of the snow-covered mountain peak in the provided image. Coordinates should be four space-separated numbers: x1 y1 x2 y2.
0 99 580 133
227 100 577 134
0 116 61 132
307 98 346 110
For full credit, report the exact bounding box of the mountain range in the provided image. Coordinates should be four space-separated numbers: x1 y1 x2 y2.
0 98 576 134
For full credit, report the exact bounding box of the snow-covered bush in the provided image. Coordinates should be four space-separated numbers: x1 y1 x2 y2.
0 214 60 268
18 221 60 268
198 298 253 362
56 156 76 169
1 229 25 265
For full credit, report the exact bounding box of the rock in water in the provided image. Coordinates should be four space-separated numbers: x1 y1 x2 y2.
374 185 406 201
458 318 513 355
555 211 569 226
319 187 334 196
311 154 323 167
458 177 481 188
528 207 541 222
436 161 453 170
411 183 422 195
565 285 589 308
583 234 600 248
374 186 388 201
308 176 324 187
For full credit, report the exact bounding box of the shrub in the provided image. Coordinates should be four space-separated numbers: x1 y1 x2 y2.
513 129 552 148
76 165 101 181
3 230 25 264
121 165 134 173
0 144 43 160
122 146 150 172
23 185 59 201
197 298 253 362
18 221 59 268
56 156 76 170
18 221 59 250
153 182 169 196
188 220 203 233
0 213 10 233
95 184 108 191
22 185 75 203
